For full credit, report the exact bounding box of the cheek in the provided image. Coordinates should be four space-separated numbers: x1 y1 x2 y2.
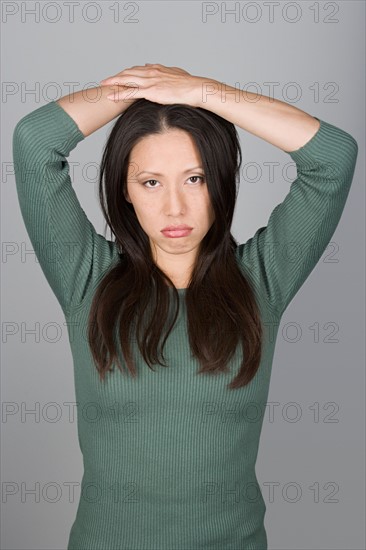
133 202 157 228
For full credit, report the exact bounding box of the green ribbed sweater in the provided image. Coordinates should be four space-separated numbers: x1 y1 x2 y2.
12 101 358 550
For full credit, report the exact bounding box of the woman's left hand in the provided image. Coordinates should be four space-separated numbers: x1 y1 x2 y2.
99 63 209 107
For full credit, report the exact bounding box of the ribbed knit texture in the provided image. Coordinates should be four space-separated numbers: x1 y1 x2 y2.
12 101 358 550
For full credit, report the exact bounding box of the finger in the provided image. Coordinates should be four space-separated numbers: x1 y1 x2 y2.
100 63 160 82
100 77 142 88
100 73 150 86
101 65 156 82
100 76 130 85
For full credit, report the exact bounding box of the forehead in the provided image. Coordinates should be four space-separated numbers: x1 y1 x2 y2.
130 129 199 157
128 130 203 175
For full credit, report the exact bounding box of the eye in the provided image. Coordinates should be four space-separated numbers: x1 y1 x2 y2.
142 175 205 189
188 176 205 184
142 179 160 188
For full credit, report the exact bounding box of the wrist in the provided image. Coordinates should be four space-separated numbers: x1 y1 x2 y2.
191 78 222 109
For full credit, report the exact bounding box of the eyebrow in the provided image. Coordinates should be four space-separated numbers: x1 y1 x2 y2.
135 166 204 177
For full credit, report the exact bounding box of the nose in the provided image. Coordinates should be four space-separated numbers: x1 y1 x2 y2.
164 185 186 216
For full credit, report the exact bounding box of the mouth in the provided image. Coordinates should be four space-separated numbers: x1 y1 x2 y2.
161 226 193 238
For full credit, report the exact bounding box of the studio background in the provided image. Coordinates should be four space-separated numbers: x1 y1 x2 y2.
2 1 365 549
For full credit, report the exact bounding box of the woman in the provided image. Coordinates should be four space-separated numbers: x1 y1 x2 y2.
13 64 358 549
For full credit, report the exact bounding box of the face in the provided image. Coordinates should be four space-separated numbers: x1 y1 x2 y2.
125 129 216 284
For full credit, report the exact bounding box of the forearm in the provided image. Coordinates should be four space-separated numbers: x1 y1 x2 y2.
195 80 320 152
56 84 136 138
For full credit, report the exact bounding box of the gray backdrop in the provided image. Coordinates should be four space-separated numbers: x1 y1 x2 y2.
2 1 365 549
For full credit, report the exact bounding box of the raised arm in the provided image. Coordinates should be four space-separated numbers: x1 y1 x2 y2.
197 82 358 317
13 85 136 315
56 83 137 137
194 79 322 152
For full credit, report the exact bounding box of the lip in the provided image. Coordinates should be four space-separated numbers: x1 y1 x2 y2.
161 225 193 231
161 226 193 238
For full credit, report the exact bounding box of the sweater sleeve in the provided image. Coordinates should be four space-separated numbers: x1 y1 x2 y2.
235 117 358 318
12 100 119 315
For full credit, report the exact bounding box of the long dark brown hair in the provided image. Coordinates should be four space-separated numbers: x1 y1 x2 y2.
87 98 263 390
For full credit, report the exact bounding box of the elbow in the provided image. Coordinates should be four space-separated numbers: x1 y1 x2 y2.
327 131 358 186
339 127 358 172
13 113 35 146
339 132 358 183
12 112 42 164
349 133 358 167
